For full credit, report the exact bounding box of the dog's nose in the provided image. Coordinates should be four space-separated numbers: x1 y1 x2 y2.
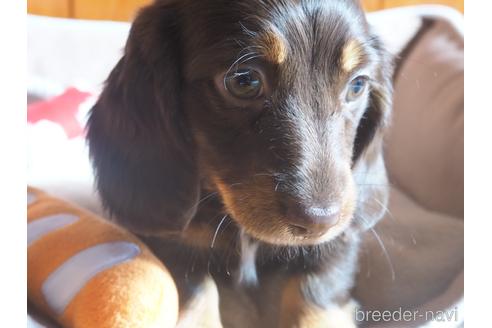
286 203 340 237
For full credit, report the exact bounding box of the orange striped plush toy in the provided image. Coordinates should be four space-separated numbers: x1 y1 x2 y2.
27 187 179 328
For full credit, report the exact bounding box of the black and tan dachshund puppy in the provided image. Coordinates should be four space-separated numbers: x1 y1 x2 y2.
87 0 393 326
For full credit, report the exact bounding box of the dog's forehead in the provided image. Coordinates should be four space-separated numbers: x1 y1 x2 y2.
251 1 368 72
182 0 370 79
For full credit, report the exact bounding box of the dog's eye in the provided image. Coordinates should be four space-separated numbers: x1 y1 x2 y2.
225 69 263 99
346 76 368 102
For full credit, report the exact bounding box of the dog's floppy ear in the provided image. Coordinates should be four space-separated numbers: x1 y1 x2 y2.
352 35 393 163
87 2 200 235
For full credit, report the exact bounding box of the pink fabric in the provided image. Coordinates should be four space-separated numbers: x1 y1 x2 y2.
28 88 92 139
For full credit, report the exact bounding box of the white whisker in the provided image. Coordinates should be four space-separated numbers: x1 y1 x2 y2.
369 227 396 281
210 215 229 249
370 197 417 245
197 191 218 205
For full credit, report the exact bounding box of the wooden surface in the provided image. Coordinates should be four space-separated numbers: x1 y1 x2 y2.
72 0 152 21
28 0 464 21
361 0 385 12
28 0 72 19
376 0 464 12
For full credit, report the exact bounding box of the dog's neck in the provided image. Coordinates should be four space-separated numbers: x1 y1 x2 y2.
192 195 262 285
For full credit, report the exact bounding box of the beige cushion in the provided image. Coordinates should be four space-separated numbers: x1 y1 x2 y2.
354 188 463 326
385 19 464 219
354 7 464 327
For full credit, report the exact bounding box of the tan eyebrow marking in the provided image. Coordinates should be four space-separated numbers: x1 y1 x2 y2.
258 28 288 64
341 39 364 72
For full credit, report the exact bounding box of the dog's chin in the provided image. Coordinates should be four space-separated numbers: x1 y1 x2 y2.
235 213 355 247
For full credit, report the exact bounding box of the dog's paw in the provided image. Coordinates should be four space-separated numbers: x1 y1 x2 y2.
296 299 358 328
176 276 223 328
321 299 358 328
281 298 358 328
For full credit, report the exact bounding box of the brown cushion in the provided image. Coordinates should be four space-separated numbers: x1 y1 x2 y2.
353 12 464 327
385 19 464 218
354 187 463 326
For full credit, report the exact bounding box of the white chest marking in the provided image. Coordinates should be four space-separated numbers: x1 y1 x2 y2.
238 230 259 286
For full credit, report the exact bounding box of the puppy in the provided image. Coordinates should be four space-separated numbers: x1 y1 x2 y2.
87 0 393 326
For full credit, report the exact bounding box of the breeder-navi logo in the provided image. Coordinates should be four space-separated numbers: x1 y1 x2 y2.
355 307 459 323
